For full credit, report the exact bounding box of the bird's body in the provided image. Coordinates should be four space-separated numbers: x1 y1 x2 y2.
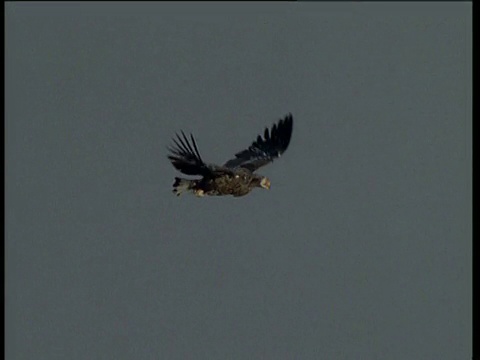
167 114 293 197
174 167 266 197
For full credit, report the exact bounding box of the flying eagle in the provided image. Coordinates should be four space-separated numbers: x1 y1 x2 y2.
167 113 293 197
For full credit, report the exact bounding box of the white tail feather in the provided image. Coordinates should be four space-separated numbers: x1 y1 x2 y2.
172 177 194 196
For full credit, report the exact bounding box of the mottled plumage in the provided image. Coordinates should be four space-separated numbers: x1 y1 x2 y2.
167 114 293 197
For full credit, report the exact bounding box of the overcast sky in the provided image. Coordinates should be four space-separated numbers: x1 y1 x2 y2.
5 2 471 359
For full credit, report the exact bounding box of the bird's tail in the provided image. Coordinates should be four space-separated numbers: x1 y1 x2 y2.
172 177 195 196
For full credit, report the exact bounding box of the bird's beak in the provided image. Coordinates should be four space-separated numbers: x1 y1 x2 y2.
261 178 271 190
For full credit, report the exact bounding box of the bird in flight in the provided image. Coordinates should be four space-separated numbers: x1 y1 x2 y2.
167 113 293 197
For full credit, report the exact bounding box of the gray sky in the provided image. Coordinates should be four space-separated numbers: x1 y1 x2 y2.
5 2 471 359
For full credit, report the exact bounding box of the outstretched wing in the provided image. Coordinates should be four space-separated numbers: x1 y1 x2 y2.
167 131 235 177
167 131 212 176
223 113 293 172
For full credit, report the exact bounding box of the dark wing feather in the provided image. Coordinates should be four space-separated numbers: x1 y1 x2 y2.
223 113 293 172
167 131 212 176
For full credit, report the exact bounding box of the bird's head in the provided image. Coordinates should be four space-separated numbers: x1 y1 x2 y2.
260 177 271 190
